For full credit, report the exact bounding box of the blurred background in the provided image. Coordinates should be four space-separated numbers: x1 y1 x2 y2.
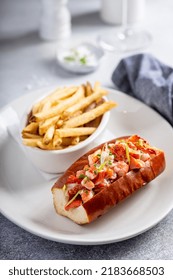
1 0 173 105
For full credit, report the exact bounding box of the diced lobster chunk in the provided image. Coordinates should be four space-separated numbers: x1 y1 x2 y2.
85 169 97 180
114 161 129 177
111 142 126 161
88 149 101 165
81 177 95 190
76 170 85 178
130 156 145 170
81 189 94 203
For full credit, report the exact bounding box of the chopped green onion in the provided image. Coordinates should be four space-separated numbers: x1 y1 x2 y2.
64 50 88 65
79 56 87 65
84 189 89 194
78 174 86 179
64 56 75 62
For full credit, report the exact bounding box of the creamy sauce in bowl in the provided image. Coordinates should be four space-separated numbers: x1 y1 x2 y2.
56 43 104 74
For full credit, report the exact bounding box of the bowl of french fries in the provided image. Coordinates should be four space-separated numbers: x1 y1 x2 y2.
21 81 117 173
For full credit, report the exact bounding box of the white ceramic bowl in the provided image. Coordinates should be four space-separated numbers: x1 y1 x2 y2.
56 42 104 74
21 99 110 174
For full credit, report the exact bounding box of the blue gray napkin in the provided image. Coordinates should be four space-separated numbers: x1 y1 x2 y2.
112 53 173 126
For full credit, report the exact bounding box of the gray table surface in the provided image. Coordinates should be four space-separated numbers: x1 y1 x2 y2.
0 0 173 260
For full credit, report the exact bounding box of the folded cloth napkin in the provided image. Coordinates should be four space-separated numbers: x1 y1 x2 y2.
112 53 173 126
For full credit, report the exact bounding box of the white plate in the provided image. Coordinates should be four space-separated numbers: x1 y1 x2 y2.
0 87 173 245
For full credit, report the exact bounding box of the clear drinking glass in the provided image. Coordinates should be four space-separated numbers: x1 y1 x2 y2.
98 0 152 52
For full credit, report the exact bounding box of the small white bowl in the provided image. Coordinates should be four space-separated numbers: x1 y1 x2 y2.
21 98 110 174
56 42 104 74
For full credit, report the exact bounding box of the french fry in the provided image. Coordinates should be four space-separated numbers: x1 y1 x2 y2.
63 110 83 121
53 134 62 147
46 86 78 102
41 100 52 112
63 90 108 117
84 101 96 112
71 136 80 145
61 137 80 146
85 81 93 96
55 127 96 138
22 132 42 139
39 115 60 135
85 116 102 128
32 86 84 122
63 101 117 128
32 102 42 115
43 125 55 145
82 84 87 96
56 119 64 128
22 138 41 147
37 140 63 150
22 122 38 134
32 86 78 114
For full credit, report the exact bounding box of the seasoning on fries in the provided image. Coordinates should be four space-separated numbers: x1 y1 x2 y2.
22 81 117 150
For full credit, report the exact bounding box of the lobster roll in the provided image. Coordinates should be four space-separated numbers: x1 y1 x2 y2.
52 135 166 224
